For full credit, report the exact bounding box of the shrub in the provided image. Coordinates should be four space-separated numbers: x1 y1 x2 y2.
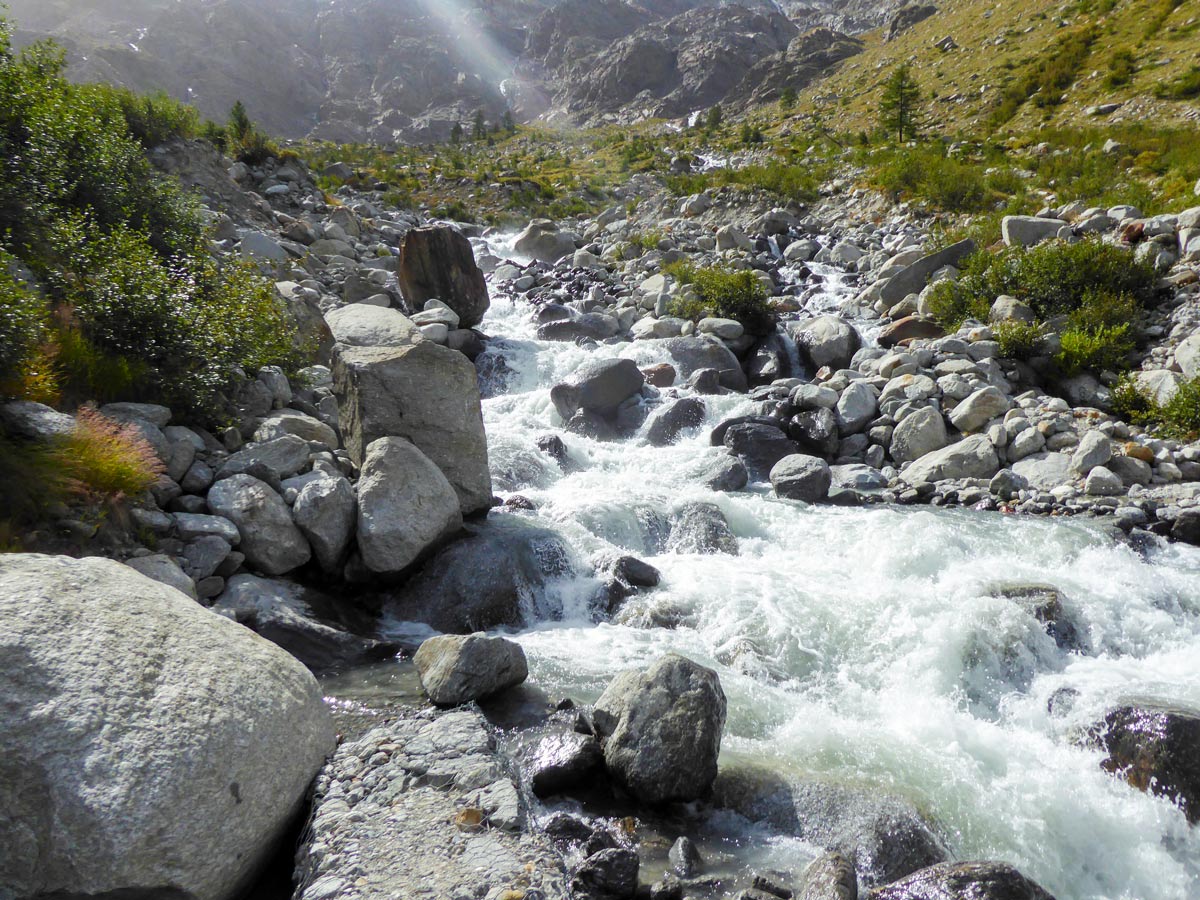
1112 376 1200 439
927 238 1157 330
58 407 164 498
1104 50 1137 89
0 255 46 391
1055 323 1132 375
993 320 1043 360
670 266 773 333
84 85 200 148
872 146 993 212
1154 65 1200 100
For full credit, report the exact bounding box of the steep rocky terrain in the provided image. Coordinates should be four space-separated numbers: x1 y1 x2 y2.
6 0 880 141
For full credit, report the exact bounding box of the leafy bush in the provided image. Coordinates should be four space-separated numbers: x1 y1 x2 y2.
1154 65 1200 100
1112 376 1200 439
872 146 993 212
993 320 1042 360
1055 323 1132 375
927 238 1157 329
670 265 774 334
84 85 201 148
0 255 46 391
1104 50 1137 89
0 20 298 422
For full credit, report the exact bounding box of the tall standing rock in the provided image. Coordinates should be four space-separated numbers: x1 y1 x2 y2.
593 653 727 804
333 341 492 515
398 226 490 329
0 554 334 900
356 437 463 576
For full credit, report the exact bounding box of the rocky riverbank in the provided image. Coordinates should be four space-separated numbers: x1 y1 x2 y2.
4 136 1200 900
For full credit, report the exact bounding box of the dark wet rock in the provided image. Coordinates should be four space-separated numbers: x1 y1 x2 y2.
543 811 595 844
386 516 577 632
787 407 840 458
1170 508 1200 546
214 575 397 673
537 433 570 465
710 415 783 446
572 848 639 900
668 502 738 555
568 408 622 441
398 225 490 328
538 313 621 342
871 861 1055 900
724 422 799 480
668 836 703 878
642 363 678 387
747 333 799 387
646 397 707 446
1091 704 1200 824
612 555 661 588
414 633 528 706
593 653 727 805
791 316 860 371
525 731 605 797
687 367 726 394
753 872 797 900
713 766 949 888
632 336 748 392
994 584 1084 652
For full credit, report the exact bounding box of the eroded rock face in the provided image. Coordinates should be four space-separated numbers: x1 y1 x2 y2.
398 226 490 328
0 554 334 900
592 653 727 805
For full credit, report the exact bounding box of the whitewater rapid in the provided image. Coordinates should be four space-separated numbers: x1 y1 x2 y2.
459 262 1200 899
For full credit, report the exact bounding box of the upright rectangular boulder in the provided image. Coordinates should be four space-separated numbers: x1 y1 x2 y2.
332 341 492 515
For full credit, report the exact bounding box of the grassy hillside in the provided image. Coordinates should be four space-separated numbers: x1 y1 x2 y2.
792 0 1200 134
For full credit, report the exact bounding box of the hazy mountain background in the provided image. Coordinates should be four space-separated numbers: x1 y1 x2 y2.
3 0 897 142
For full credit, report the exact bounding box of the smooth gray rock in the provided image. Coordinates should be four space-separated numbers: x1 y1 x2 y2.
792 316 862 371
904 435 1000 483
871 861 1054 900
551 358 645 421
0 400 75 440
413 633 528 706
770 454 832 503
292 470 357 573
333 341 492 515
515 220 576 262
356 437 462 576
1070 430 1112 475
880 239 975 305
253 409 338 448
948 387 1011 433
123 553 197 600
836 381 879 435
1011 452 1073 490
1001 216 1069 247
593 653 727 804
217 433 312 481
0 554 333 900
326 304 420 348
207 474 311 575
890 405 948 465
623 336 749 392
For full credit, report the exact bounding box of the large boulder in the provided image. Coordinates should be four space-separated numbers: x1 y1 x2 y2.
890 405 948 465
712 766 949 888
207 474 311 575
878 316 945 349
871 861 1055 900
0 554 334 900
903 434 1000 483
1092 704 1200 824
770 454 832 502
1001 215 1069 247
948 386 1011 433
515 219 576 262
592 653 727 804
333 341 492 515
398 225 490 328
791 316 862 371
623 336 748 392
214 574 398 672
325 304 420 348
551 358 645 420
356 437 462 576
723 422 798 480
413 633 528 706
880 239 975 305
646 397 707 446
292 469 357 573
387 516 577 632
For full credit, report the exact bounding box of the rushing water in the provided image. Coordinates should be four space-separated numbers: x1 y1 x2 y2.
359 240 1200 900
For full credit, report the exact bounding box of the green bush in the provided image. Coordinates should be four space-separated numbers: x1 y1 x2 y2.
84 85 200 148
0 255 46 391
993 320 1042 360
0 21 299 422
927 238 1157 330
872 146 993 212
1154 65 1200 100
1104 50 1137 89
1112 375 1200 439
670 266 774 334
1055 323 1132 375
